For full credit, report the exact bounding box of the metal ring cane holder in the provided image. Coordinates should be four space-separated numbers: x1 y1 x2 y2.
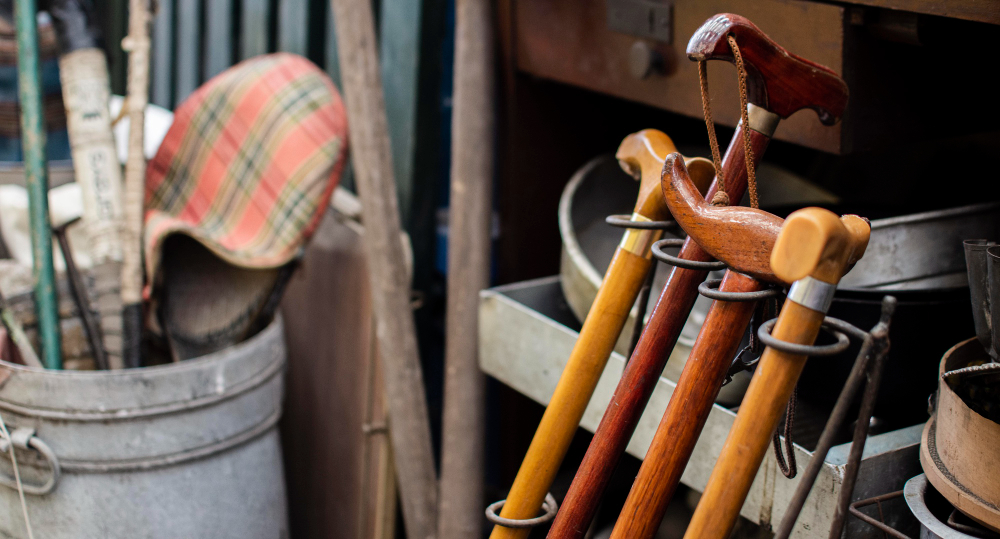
485 492 560 528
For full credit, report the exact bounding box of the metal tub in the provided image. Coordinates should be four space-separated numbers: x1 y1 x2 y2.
0 317 288 538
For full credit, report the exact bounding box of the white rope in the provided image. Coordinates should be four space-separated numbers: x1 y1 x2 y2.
0 410 35 539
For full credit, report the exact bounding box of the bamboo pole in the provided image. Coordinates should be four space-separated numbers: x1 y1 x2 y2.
120 0 152 368
329 1 439 538
437 0 494 537
14 0 62 369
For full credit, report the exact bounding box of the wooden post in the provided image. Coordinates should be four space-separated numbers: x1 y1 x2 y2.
437 0 495 538
329 1 439 538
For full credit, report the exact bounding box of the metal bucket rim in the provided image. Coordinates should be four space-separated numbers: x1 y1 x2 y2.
0 316 284 419
0 314 283 379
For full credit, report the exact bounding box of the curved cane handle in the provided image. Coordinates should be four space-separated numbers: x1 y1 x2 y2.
687 13 849 124
615 130 713 221
660 152 784 283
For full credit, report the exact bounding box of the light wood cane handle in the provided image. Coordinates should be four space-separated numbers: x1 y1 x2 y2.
771 209 870 285
616 130 713 220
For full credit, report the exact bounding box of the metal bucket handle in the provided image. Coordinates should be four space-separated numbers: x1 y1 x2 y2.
0 427 61 495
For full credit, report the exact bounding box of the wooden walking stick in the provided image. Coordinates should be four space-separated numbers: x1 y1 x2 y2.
49 0 127 368
488 130 712 539
14 0 62 369
682 207 871 539
604 157 865 539
330 1 438 538
120 0 153 368
438 0 494 537
547 15 848 538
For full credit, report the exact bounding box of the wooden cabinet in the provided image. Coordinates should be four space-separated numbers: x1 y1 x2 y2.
506 0 1000 155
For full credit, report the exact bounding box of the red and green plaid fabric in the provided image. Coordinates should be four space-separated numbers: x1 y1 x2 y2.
144 53 348 291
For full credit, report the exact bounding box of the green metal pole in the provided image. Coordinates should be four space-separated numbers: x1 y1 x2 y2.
15 0 63 369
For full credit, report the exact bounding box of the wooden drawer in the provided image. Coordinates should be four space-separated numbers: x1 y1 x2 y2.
513 0 847 152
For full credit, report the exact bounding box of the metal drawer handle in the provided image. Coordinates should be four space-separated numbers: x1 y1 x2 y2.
0 427 61 495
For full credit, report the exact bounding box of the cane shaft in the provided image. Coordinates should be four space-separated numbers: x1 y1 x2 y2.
491 245 655 539
544 126 769 539
608 272 761 539
683 300 824 539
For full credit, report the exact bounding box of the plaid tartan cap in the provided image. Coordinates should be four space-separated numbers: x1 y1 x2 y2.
144 53 348 290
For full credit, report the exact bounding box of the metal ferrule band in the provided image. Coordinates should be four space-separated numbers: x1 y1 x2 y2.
619 213 661 258
746 103 780 138
787 276 837 313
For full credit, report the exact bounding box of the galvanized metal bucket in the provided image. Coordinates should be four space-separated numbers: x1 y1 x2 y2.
0 317 288 538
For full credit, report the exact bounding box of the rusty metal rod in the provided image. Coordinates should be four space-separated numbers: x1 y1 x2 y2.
829 298 896 539
847 491 911 539
774 296 895 539
52 218 109 370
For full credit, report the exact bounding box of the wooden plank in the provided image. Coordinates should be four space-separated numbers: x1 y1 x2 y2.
150 0 174 107
241 0 270 60
174 0 201 103
330 0 440 536
841 0 1000 25
278 0 309 55
204 0 234 78
438 0 494 537
280 210 395 539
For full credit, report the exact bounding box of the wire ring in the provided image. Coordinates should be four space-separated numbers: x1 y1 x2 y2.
485 493 559 528
698 279 783 302
757 318 851 357
651 239 727 270
604 214 678 231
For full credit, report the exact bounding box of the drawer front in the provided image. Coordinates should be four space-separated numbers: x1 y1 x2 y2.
514 0 846 153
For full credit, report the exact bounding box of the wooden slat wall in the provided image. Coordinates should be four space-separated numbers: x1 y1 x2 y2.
174 0 202 104
151 0 329 110
204 0 235 79
278 0 310 55
150 0 174 107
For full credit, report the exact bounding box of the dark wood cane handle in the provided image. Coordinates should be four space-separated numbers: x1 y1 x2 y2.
660 152 784 283
687 13 849 124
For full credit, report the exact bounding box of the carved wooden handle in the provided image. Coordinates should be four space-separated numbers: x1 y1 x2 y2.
660 152 784 283
771 208 870 285
687 13 849 124
615 129 713 220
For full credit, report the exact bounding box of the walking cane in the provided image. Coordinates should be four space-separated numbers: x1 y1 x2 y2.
682 207 871 539
547 15 848 538
605 154 782 539
604 157 865 539
487 130 712 538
